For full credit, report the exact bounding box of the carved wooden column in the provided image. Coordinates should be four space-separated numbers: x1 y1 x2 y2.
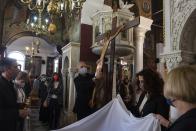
0 0 9 59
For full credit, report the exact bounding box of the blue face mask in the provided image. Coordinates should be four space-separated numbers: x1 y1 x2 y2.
166 98 176 107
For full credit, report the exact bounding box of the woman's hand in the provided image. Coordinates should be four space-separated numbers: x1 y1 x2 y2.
89 99 95 108
156 114 171 128
19 109 28 118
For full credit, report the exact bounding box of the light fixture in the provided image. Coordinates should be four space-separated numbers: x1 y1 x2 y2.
26 11 51 35
25 37 41 57
47 0 86 16
21 0 86 35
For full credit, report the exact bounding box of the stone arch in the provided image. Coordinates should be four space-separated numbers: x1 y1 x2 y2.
180 9 196 51
4 31 53 46
179 8 196 64
172 0 196 51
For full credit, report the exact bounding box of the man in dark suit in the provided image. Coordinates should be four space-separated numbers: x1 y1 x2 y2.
73 62 95 120
0 58 27 131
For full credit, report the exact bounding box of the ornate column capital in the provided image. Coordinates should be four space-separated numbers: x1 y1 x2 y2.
135 16 153 34
160 51 182 71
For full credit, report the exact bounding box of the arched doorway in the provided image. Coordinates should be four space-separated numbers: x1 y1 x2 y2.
8 51 25 71
179 9 196 64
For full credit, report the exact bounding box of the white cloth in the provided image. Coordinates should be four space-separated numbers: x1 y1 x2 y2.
53 95 161 131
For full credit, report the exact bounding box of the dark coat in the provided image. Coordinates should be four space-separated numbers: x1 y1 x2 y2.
132 94 169 119
38 81 49 122
73 73 94 119
167 108 196 131
38 81 48 103
48 81 63 129
141 95 170 119
0 75 19 131
133 94 169 131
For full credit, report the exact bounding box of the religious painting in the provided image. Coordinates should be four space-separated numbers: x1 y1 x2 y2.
95 26 100 38
105 23 111 32
46 57 54 76
120 18 129 41
25 55 42 77
25 55 31 71
121 30 128 41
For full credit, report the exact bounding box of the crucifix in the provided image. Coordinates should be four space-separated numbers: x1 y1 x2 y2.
95 16 140 99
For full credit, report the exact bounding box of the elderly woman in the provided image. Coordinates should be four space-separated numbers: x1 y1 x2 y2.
156 65 196 131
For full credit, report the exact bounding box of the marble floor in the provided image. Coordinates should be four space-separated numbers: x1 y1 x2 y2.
29 107 49 131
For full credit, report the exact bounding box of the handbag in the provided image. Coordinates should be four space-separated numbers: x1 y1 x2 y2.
43 99 48 107
43 86 51 108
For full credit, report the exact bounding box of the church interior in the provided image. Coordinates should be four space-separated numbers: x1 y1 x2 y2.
0 0 196 130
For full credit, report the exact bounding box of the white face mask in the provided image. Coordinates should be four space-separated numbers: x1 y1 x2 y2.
79 67 87 75
170 106 182 123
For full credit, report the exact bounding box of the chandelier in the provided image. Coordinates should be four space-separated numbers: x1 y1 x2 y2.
26 11 51 35
20 0 86 34
25 37 41 57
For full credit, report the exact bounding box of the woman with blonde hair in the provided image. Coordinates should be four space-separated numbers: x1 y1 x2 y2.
156 65 196 131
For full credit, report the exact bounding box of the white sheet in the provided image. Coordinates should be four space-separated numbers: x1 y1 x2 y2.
54 95 161 131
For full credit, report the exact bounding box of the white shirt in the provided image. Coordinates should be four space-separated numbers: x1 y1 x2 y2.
16 87 26 103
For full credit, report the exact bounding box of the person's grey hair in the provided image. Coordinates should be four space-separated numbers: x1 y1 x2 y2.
164 65 196 104
0 58 17 73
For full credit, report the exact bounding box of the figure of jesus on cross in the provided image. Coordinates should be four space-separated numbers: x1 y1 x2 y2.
94 16 140 98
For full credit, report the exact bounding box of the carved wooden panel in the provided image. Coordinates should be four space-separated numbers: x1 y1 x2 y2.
135 0 152 18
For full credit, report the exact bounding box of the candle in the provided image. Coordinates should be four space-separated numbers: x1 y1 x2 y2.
60 2 64 10
37 0 42 6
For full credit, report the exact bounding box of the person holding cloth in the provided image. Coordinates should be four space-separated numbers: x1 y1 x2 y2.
73 61 95 120
156 65 196 131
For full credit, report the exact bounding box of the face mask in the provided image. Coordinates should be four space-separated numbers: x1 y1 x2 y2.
79 67 87 75
170 106 181 123
53 75 59 81
166 98 176 107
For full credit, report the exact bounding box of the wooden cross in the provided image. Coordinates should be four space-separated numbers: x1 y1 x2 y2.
95 16 140 98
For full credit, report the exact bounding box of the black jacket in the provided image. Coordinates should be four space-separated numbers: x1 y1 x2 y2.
168 108 196 131
132 94 169 119
0 75 19 131
73 73 94 114
141 95 169 119
131 94 169 131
